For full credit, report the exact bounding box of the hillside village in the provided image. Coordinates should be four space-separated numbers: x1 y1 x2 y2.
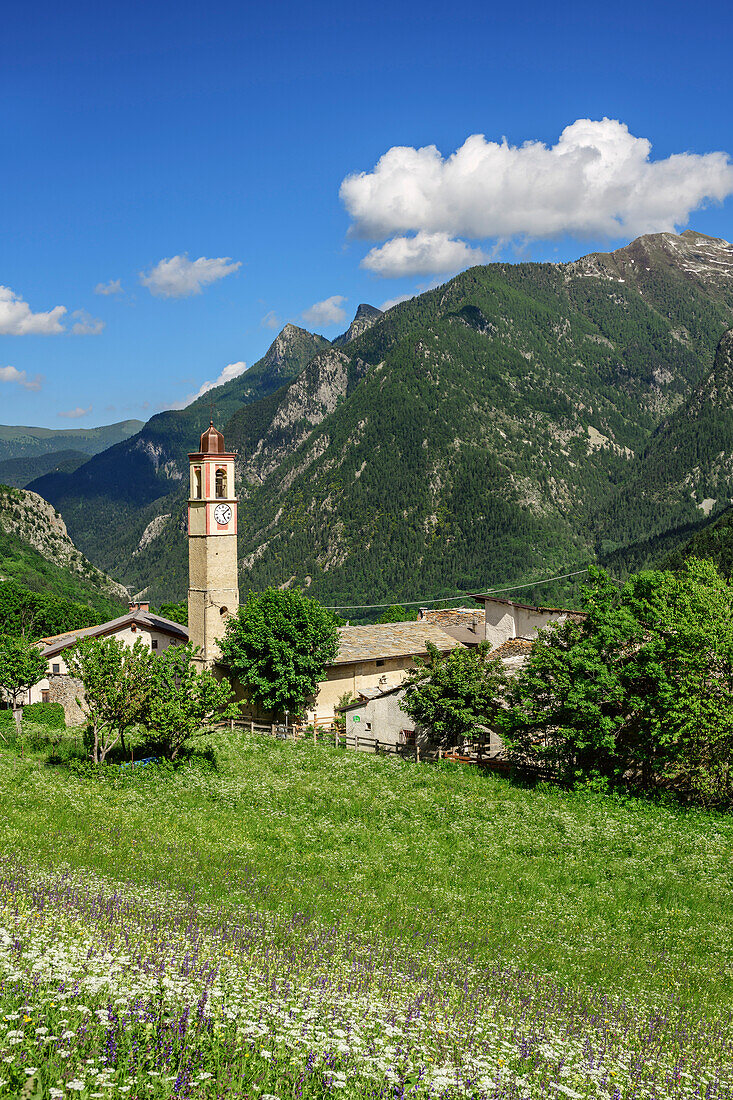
18 417 583 757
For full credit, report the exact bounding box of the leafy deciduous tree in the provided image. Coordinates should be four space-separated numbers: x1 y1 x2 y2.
377 605 416 623
65 636 153 764
219 588 340 717
147 642 236 760
500 560 733 801
402 641 506 746
0 634 47 743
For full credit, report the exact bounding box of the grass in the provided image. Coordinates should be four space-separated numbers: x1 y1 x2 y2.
0 726 732 1098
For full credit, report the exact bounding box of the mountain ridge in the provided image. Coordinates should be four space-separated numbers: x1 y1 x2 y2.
26 231 733 607
0 419 144 463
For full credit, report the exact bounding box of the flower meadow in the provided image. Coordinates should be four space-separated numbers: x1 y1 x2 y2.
1 729 733 1099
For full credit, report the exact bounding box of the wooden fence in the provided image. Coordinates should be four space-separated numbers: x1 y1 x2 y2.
222 717 513 772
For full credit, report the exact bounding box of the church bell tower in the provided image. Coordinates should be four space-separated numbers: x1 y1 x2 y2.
187 420 239 665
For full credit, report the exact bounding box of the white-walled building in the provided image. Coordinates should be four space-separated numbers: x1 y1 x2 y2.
469 594 584 649
30 603 188 723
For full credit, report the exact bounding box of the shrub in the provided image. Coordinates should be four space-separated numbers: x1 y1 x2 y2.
23 701 65 729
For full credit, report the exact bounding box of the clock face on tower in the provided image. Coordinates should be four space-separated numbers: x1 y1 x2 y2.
214 503 232 526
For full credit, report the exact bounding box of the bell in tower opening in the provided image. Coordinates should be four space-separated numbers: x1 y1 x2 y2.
187 420 240 665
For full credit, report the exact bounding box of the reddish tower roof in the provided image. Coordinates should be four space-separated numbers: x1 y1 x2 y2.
199 420 225 454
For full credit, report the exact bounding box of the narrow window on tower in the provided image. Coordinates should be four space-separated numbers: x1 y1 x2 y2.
215 467 227 498
193 466 202 499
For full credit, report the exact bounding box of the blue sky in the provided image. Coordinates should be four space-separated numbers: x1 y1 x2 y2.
2 0 732 427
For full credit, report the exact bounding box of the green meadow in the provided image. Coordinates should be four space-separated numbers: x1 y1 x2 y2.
0 728 732 1098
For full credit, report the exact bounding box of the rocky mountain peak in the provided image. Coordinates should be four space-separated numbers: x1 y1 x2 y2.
333 304 383 348
259 324 330 381
619 230 733 282
570 230 733 292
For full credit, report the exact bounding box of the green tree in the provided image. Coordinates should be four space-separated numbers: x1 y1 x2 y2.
147 643 235 760
219 588 340 717
155 601 188 626
65 636 153 763
0 579 100 640
501 561 733 799
0 634 47 743
377 605 415 623
402 641 507 746
650 559 733 804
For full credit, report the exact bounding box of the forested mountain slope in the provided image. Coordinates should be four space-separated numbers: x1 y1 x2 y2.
64 230 733 607
0 449 88 489
596 327 733 570
28 324 329 565
0 484 127 616
657 504 733 579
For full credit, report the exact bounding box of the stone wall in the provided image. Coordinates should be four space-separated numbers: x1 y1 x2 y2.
48 674 85 726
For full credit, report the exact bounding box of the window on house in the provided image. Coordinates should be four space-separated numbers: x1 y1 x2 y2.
41 690 50 704
402 729 416 746
152 640 159 650
52 663 60 674
215 467 227 498
193 466 202 499
376 659 385 667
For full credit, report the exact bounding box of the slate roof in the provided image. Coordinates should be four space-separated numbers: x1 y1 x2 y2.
330 623 463 666
490 637 534 660
40 610 188 658
337 683 406 712
417 607 486 646
418 607 485 629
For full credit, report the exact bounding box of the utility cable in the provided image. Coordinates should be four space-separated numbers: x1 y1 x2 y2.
322 568 589 611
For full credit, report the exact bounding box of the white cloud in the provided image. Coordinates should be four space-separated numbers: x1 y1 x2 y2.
302 295 348 328
0 286 66 335
0 365 43 391
379 293 415 311
363 232 488 277
71 309 105 335
95 279 123 296
261 310 281 330
340 118 733 275
168 361 248 410
58 405 92 419
140 254 241 298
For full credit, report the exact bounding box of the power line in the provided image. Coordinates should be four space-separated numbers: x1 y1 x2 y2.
323 568 589 611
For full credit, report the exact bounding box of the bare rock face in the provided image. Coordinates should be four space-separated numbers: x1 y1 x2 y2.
0 484 128 599
333 304 383 347
134 513 171 556
239 349 359 485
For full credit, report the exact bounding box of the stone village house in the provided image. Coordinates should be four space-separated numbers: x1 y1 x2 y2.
337 602 585 752
27 604 188 724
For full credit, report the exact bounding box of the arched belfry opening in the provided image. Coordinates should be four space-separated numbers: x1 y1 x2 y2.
215 467 227 499
193 465 202 499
